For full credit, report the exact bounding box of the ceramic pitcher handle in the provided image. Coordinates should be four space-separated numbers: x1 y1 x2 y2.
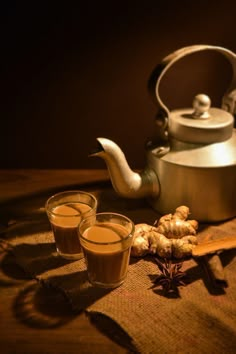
154 45 236 118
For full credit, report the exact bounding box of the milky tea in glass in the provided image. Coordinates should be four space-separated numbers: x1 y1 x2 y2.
46 191 97 260
79 213 134 288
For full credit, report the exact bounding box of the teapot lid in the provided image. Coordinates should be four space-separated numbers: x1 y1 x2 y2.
169 93 234 143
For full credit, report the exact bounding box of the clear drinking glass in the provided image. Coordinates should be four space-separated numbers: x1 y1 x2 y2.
46 190 97 260
78 212 134 288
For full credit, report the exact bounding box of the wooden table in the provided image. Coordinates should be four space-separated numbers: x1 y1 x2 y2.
1 169 235 354
0 169 139 354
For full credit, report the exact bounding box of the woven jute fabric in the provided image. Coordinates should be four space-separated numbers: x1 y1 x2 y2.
1 215 236 354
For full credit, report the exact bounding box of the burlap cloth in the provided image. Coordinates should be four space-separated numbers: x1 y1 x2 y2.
1 205 236 353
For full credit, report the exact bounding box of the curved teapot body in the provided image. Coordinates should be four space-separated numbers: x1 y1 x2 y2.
147 133 236 222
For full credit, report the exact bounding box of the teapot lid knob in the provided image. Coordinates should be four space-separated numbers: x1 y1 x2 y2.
192 94 211 119
168 93 234 144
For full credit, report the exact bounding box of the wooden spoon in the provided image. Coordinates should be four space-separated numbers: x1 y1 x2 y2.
192 236 236 257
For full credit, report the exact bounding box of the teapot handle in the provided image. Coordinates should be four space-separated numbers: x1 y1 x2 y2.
154 44 236 121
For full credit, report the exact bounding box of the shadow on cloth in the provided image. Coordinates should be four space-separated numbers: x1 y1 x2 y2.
42 270 112 313
1 242 74 279
89 312 138 353
13 280 77 328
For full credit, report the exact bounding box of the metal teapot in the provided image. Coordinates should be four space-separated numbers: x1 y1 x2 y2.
91 45 236 222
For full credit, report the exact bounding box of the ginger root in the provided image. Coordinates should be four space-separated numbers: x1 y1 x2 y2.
131 224 172 258
131 206 199 259
155 205 198 239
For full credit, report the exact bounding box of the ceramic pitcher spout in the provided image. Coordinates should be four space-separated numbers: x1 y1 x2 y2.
90 137 160 199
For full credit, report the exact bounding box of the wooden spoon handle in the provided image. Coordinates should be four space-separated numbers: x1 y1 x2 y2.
192 236 236 257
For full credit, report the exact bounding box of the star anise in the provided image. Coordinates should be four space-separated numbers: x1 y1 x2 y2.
150 257 187 296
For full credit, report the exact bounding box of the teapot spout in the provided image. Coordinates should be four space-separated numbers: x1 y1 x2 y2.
90 137 160 199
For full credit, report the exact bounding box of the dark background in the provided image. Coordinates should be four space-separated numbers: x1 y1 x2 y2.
1 1 236 169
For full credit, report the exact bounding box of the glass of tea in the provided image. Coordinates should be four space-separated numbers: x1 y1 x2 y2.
45 190 97 260
78 212 135 288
